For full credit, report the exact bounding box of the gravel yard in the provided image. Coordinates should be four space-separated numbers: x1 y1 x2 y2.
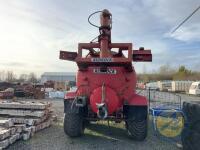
6 92 200 150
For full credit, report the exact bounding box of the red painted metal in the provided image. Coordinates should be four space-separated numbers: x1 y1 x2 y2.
99 9 111 58
128 94 148 106
60 51 77 61
90 86 121 114
60 9 152 117
65 91 76 99
133 49 152 62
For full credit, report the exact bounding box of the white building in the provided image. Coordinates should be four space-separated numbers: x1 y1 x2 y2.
40 72 76 83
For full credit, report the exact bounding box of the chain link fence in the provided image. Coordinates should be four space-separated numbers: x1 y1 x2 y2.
137 89 184 144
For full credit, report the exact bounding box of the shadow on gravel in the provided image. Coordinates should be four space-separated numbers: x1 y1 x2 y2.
7 121 179 150
85 122 129 140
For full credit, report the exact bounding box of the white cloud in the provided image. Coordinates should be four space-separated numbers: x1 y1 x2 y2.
0 0 199 76
166 24 200 42
145 0 200 42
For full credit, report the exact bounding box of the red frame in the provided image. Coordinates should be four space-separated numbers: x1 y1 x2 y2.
60 43 152 63
76 43 132 63
133 50 152 62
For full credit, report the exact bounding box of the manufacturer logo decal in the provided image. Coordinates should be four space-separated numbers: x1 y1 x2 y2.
91 58 113 62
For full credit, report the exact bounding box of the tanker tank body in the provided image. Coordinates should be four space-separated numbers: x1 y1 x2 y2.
59 9 152 140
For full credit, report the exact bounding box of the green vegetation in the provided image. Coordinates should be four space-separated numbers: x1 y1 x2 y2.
138 65 200 82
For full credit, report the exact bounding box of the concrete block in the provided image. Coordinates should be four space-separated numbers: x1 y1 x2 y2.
10 127 16 135
0 139 9 149
9 133 20 144
0 128 10 140
0 119 13 128
22 131 31 141
13 124 26 133
0 101 51 110
0 109 47 117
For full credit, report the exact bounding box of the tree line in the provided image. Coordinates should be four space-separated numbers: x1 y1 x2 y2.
0 71 38 83
1 65 199 83
138 65 200 82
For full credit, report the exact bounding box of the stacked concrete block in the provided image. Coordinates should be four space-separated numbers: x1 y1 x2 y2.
0 101 56 149
0 120 21 149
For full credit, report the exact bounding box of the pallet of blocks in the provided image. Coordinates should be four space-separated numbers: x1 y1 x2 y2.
0 101 57 149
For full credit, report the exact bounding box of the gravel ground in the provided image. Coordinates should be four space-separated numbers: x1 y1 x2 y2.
6 92 200 150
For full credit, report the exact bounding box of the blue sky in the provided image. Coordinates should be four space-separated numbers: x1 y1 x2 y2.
0 0 200 76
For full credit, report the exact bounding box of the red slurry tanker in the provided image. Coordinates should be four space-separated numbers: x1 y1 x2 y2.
59 9 152 140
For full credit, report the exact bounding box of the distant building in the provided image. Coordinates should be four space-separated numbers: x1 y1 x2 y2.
40 72 76 84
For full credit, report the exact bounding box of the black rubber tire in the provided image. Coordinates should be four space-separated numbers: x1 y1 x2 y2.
183 101 200 124
125 106 148 141
126 119 147 141
181 127 200 150
181 127 193 150
84 120 90 126
64 113 84 137
190 120 200 133
182 101 200 150
63 101 85 137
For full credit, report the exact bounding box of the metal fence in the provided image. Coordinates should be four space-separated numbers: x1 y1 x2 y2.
137 89 184 143
137 89 182 109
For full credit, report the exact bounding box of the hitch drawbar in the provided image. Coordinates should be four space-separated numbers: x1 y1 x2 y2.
96 103 108 119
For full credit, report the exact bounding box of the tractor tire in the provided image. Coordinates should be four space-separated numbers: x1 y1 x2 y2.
63 101 85 137
125 106 148 141
181 127 200 150
64 113 84 137
84 120 90 126
182 102 200 150
191 120 200 133
183 101 200 124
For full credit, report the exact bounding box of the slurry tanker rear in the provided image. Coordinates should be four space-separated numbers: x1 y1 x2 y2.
59 9 152 140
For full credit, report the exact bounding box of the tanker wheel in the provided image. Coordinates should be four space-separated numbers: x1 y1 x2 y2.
125 106 148 141
63 101 85 137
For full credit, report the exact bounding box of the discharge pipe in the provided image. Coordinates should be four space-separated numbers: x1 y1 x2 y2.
96 83 108 119
99 9 112 58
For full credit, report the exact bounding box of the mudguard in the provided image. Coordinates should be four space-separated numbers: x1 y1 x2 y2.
64 91 87 114
64 91 76 100
123 94 148 118
123 105 148 120
128 94 148 106
64 100 81 114
64 91 78 113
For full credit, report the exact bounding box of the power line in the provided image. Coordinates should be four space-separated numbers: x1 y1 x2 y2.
171 5 200 33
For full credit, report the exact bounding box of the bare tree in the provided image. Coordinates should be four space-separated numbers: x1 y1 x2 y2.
5 71 16 82
0 71 6 81
19 74 28 82
142 64 147 74
28 72 37 83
